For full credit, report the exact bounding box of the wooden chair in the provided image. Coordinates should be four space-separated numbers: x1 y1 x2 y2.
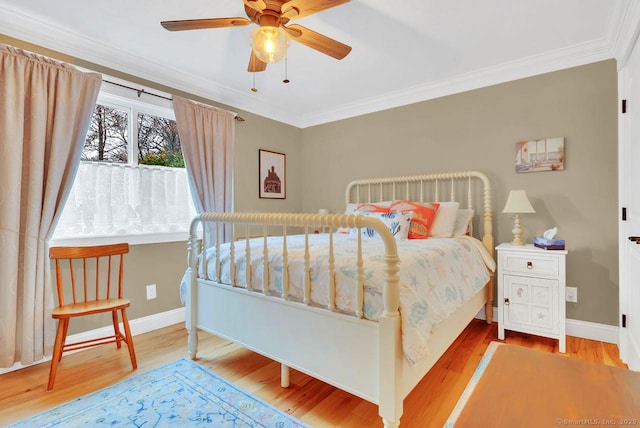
47 243 137 390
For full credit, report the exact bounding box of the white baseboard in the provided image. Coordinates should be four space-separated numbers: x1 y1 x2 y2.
475 307 618 344
566 318 618 344
65 307 185 345
0 307 185 375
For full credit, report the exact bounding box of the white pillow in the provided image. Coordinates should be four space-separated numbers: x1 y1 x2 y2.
452 208 474 236
351 211 414 240
429 201 460 238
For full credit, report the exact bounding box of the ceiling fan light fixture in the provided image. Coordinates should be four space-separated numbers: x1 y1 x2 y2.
249 26 290 64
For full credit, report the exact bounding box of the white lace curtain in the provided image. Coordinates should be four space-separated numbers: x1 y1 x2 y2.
53 162 195 238
0 45 101 367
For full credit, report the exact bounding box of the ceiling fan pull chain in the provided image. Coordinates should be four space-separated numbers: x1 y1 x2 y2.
283 56 290 84
251 72 258 92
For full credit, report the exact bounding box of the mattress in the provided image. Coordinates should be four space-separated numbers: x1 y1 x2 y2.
196 233 495 364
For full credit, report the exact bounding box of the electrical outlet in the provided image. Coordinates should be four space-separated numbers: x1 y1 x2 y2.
566 286 577 303
146 284 157 300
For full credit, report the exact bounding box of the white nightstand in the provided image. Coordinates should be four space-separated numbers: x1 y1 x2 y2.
496 243 567 353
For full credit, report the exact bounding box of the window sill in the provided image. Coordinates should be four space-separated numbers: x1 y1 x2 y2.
49 231 198 247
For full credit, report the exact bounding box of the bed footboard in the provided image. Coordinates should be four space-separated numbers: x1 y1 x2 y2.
185 212 405 425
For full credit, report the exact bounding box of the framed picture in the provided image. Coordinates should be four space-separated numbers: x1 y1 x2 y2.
259 149 286 199
515 137 565 173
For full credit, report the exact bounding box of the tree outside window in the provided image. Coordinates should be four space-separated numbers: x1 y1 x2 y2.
137 113 183 167
83 105 128 163
82 105 183 167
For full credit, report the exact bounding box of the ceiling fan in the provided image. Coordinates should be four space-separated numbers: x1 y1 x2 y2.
161 0 352 73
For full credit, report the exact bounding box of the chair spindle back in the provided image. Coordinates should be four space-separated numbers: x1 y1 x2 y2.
50 243 129 306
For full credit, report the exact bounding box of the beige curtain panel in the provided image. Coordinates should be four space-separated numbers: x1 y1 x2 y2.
173 96 235 241
0 45 101 367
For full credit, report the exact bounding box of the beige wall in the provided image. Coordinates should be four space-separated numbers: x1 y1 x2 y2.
300 60 619 325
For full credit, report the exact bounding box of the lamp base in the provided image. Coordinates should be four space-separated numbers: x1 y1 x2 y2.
510 214 526 246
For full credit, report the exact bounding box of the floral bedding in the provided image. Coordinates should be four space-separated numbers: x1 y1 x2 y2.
197 234 495 364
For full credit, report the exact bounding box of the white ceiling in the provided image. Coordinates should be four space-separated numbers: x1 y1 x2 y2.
0 0 637 128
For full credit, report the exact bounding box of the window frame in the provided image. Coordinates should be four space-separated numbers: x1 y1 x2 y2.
50 81 197 247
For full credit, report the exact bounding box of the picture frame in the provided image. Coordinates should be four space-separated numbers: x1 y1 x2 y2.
515 137 565 173
259 149 286 199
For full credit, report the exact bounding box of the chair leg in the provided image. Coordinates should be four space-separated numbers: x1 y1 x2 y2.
112 310 123 349
47 318 68 391
120 308 137 370
59 317 70 361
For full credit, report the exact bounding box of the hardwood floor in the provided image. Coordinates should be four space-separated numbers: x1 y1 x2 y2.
0 319 626 427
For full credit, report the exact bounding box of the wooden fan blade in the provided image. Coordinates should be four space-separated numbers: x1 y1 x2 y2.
284 24 352 60
243 0 266 13
161 17 250 31
248 51 267 72
281 0 349 19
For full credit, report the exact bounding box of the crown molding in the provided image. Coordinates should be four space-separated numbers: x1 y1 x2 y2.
611 0 640 69
0 4 624 129
299 37 614 128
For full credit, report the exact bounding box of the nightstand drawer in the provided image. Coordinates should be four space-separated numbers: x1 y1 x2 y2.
501 253 559 276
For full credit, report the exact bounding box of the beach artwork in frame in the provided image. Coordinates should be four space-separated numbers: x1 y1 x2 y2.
515 137 565 173
259 149 286 199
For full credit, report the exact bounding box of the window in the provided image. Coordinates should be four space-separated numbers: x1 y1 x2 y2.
52 89 196 245
137 113 184 167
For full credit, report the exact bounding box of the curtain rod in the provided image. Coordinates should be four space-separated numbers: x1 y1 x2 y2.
102 79 245 122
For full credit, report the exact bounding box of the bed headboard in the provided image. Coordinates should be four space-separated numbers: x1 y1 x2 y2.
345 170 494 255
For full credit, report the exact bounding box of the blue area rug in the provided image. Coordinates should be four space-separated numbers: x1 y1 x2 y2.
9 358 309 427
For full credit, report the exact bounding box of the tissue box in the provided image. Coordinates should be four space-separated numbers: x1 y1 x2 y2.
534 236 565 250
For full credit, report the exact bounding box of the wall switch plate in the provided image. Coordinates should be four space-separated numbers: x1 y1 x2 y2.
146 284 157 300
566 286 577 302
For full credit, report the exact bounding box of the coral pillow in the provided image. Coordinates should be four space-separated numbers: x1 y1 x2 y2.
356 201 393 213
389 200 439 239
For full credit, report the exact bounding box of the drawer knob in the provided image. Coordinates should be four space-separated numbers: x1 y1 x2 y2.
504 298 510 305
527 261 533 269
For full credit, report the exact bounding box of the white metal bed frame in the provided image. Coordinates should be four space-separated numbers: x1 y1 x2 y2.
184 170 494 428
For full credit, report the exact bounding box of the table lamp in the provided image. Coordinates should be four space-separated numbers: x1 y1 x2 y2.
502 190 536 246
